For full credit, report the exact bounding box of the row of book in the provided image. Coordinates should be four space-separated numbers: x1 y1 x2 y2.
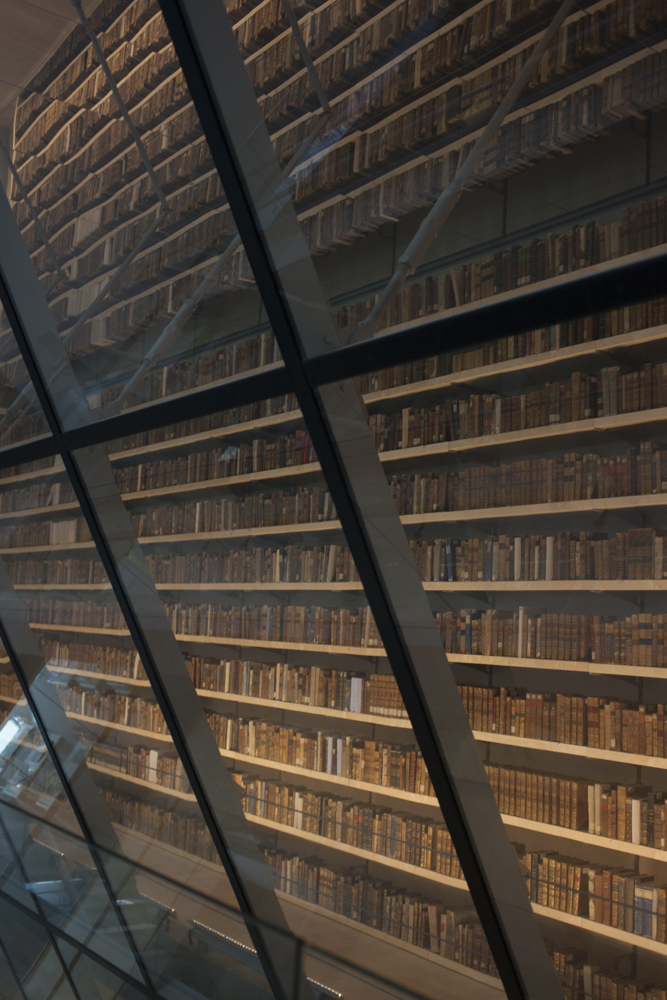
23 597 125 631
164 601 383 647
42 640 144 679
88 741 191 793
295 62 666 257
24 529 667 585
206 713 435 794
7 558 107 587
524 849 667 939
16 34 178 168
389 444 661 515
143 544 359 584
100 786 220 862
24 590 667 670
245 0 448 93
234 771 460 869
129 487 337 538
370 370 666 452
586 780 667 846
437 606 667 667
23 595 382 648
58 682 168 733
16 101 202 235
235 763 667 855
104 333 283 420
263 844 486 962
0 481 75 515
459 680 667 757
186 656 403 717
0 518 92 550
411 529 667 582
112 429 316 494
339 200 667 337
267 0 659 137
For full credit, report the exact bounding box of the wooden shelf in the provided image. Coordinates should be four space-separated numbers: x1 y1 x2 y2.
0 502 78 523
6 491 667 555
49 664 411 725
108 403 298 461
473 730 667 771
87 761 195 801
363 326 667 406
94 761 667 868
33 623 667 679
66 711 172 742
530 902 667 957
86 765 667 958
0 695 18 705
447 652 667 679
32 621 385 658
120 462 321 503
48 665 151 687
32 623 129 638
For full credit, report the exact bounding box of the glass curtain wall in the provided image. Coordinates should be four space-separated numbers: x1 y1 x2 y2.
0 0 665 999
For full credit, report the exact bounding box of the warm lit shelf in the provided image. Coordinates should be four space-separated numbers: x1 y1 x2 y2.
6 490 667 556
447 652 667 679
530 902 667 956
87 761 195 801
48 664 412 726
66 712 172 742
362 325 667 406
34 624 667 679
31 621 386 657
472 730 667 771
120 461 321 502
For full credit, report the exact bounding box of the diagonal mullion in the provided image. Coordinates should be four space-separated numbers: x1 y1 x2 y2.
0 187 307 1000
156 2 564 998
0 525 159 997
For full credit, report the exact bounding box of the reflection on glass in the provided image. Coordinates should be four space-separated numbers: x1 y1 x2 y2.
105 396 506 1000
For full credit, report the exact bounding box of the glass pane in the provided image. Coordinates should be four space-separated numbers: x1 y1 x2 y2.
366 322 667 996
229 0 667 348
4 0 276 426
108 396 505 1000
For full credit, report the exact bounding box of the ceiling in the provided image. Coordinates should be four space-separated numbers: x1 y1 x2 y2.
0 0 99 130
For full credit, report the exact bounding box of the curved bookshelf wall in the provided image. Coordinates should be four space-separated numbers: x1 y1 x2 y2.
4 0 667 997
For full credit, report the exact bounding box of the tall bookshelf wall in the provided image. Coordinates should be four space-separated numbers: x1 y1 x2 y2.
3 0 667 997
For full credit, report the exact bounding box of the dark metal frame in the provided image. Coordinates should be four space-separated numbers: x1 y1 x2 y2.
0 0 664 997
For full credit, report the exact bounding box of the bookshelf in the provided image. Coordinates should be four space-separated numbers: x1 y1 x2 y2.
5 0 667 995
